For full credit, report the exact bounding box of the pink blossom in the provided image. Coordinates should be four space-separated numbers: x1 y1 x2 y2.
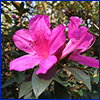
60 17 99 68
12 15 16 18
9 14 66 74
9 15 99 75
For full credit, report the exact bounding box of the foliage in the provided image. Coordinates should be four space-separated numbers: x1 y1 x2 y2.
1 1 99 99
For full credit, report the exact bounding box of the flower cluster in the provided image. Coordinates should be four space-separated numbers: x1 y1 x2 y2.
9 14 99 75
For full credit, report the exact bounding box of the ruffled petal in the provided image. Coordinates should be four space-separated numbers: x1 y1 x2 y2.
29 15 51 58
76 32 93 53
29 15 42 32
68 16 82 39
69 54 99 68
36 55 57 74
9 55 42 71
13 29 34 54
49 25 66 55
61 27 93 58
29 14 51 40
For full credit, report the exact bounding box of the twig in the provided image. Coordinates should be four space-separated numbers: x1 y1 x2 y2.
72 1 78 10
71 84 84 90
88 30 99 36
93 23 99 30
67 76 74 82
2 54 11 62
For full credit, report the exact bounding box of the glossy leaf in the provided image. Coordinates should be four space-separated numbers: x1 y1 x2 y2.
54 81 70 99
13 71 25 84
64 66 91 91
1 77 16 89
32 69 53 98
19 81 32 98
22 8 29 14
20 2 24 11
39 91 54 99
24 91 35 99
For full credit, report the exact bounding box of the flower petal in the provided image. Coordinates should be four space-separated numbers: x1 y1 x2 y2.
29 15 51 58
36 55 57 74
9 55 42 71
69 54 99 68
49 25 66 55
29 14 51 40
13 29 34 54
68 16 82 39
62 27 93 58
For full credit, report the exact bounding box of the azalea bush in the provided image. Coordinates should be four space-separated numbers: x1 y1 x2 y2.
1 1 99 99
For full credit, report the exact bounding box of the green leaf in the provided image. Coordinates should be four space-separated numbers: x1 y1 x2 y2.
1 77 16 89
32 69 53 98
39 91 54 99
69 90 82 99
54 81 70 99
22 8 29 14
64 66 91 91
20 2 24 11
54 76 67 84
13 71 25 84
4 14 12 24
24 91 35 99
5 91 12 97
88 91 99 99
19 81 32 98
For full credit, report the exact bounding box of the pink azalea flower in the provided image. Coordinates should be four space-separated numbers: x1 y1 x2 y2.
9 15 99 75
61 17 99 68
9 14 66 74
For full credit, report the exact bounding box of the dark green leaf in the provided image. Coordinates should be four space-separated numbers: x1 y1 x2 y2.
1 77 16 89
69 90 82 99
5 91 12 97
22 9 29 14
13 71 25 84
32 69 53 98
91 74 99 83
24 91 35 99
20 2 24 11
64 66 91 91
39 91 55 99
88 91 99 99
19 81 32 98
82 90 91 99
54 81 70 99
